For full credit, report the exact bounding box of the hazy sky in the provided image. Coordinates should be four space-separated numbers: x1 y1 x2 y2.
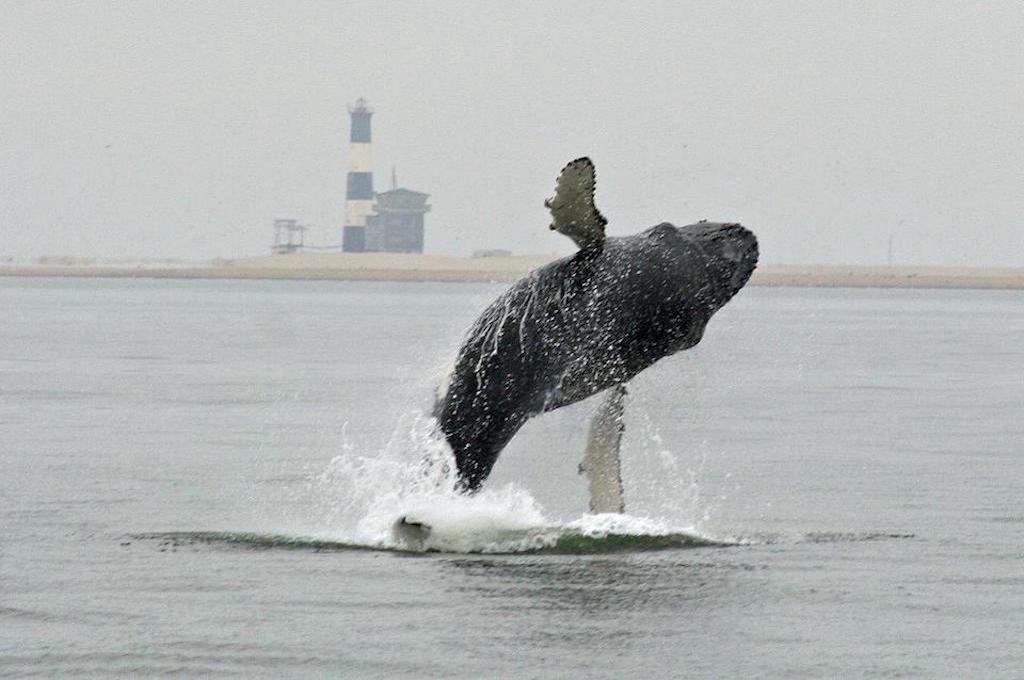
2 1 1022 265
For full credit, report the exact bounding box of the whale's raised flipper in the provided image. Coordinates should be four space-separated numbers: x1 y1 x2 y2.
544 157 607 250
579 384 627 514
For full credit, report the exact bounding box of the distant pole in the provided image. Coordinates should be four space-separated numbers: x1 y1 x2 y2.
887 235 893 267
391 165 398 191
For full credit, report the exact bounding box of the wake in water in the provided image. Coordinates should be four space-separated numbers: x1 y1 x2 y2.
136 403 913 555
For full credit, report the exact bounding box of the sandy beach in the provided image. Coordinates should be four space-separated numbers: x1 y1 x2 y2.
2 252 1022 289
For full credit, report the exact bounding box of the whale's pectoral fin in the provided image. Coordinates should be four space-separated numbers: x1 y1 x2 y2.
579 383 627 514
545 157 607 250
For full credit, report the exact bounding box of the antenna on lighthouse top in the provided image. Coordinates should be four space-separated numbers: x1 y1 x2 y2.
348 97 373 114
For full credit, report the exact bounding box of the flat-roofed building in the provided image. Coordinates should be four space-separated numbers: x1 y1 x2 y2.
364 188 431 253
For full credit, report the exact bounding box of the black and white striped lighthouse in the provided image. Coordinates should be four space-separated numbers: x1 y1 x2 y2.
342 98 374 252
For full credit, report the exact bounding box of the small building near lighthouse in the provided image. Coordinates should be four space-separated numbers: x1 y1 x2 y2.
364 188 430 253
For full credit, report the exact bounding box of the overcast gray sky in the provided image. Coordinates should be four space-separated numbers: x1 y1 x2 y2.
2 1 1022 265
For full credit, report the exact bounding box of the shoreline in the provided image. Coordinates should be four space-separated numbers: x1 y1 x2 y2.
2 254 1022 290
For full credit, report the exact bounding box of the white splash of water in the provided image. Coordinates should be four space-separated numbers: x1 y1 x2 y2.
288 407 726 553
297 411 543 549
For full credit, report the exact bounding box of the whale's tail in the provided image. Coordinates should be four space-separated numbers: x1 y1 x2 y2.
578 384 627 514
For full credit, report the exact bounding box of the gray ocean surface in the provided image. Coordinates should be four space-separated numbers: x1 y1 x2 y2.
1 277 1022 678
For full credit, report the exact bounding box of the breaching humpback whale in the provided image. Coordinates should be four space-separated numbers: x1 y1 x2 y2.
434 158 758 493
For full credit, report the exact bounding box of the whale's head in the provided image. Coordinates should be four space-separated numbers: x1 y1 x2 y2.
651 223 757 313
696 222 761 301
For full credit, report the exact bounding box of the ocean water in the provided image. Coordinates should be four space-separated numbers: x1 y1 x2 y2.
1 277 1021 677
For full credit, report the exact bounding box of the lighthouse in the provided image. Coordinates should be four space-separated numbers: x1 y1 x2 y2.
342 98 374 252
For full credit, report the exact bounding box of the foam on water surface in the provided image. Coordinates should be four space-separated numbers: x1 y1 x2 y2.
280 412 733 554
312 468 727 554
159 443 732 555
387 497 729 554
137 405 907 555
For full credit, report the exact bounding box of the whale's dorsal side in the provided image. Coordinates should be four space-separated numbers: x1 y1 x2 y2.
544 157 607 250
